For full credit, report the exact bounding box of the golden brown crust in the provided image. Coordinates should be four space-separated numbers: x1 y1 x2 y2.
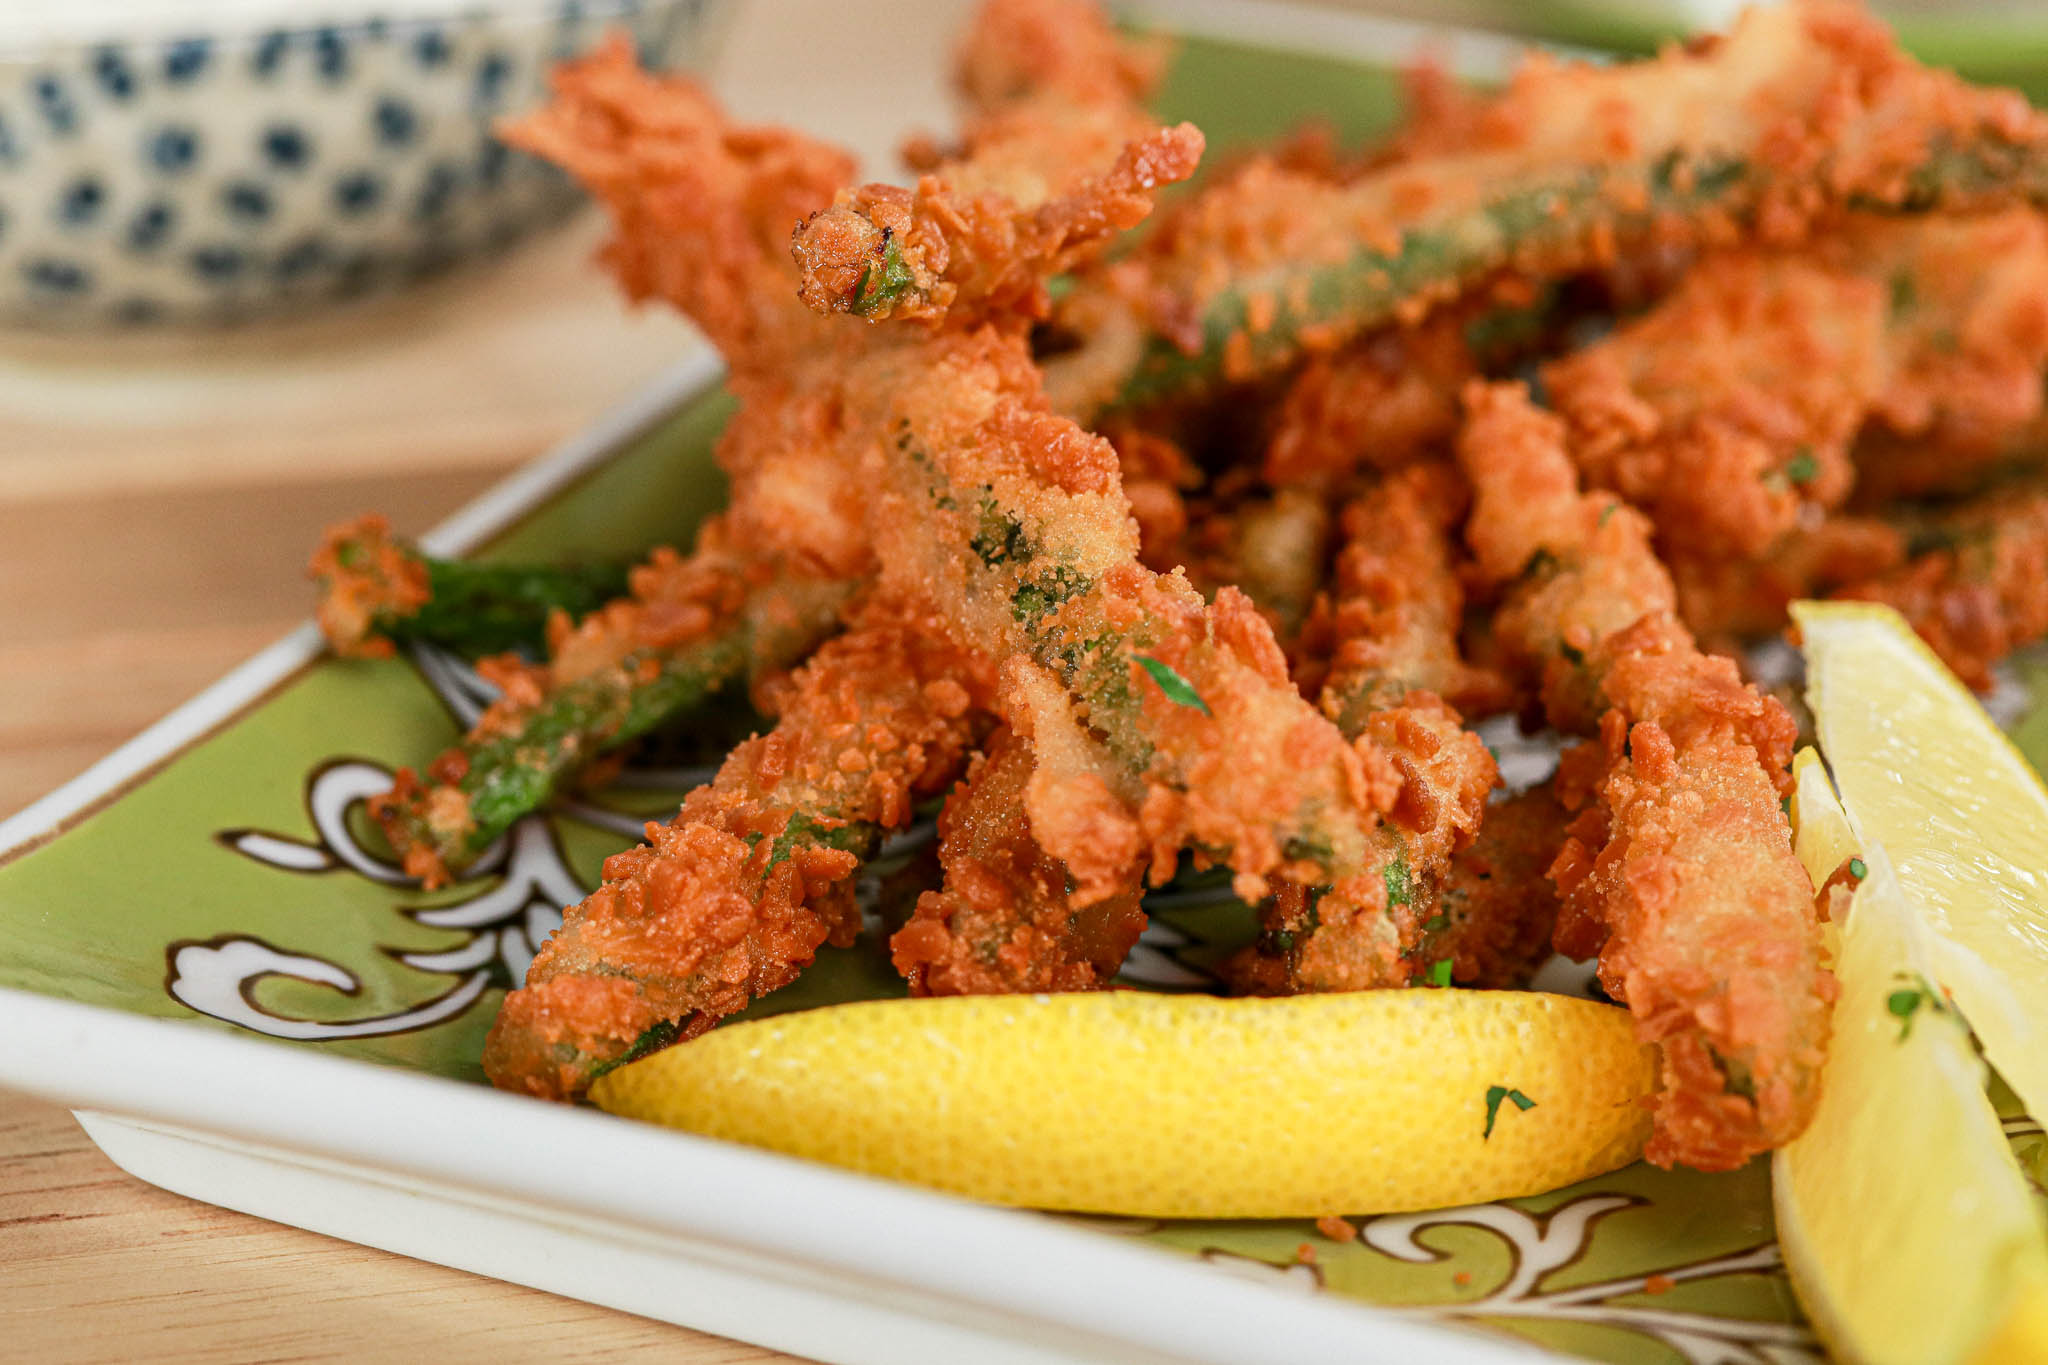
891 724 1146 996
306 515 430 659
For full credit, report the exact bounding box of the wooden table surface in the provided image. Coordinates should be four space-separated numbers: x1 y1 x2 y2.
0 1 975 1358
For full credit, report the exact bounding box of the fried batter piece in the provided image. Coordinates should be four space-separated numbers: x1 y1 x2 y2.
1836 480 2048 689
1177 486 1334 639
1669 517 1904 648
1315 465 1510 725
1108 424 1200 573
1425 785 1569 989
1260 315 1477 491
484 601 995 1099
1458 381 1831 1171
1544 211 2048 560
1850 410 2048 506
1543 254 1883 560
309 515 431 659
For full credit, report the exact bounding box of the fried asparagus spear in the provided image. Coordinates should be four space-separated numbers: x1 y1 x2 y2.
483 600 996 1099
375 539 853 886
890 716 1147 995
310 510 854 888
1042 0 2048 420
1228 463 1508 994
309 515 630 659
828 322 1407 918
1457 380 1829 1171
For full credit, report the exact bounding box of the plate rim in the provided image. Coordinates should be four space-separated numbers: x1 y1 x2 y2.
0 352 1544 1365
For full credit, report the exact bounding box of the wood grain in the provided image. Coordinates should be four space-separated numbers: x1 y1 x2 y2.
0 1091 801 1364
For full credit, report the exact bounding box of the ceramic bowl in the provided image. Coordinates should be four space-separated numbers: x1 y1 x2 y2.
0 0 730 325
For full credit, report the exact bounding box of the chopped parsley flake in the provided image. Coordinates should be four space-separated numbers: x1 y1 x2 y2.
1848 857 1867 880
1423 914 1449 934
1888 270 1916 317
1783 449 1821 486
1886 973 1949 1041
1134 654 1211 714
1426 958 1453 988
1482 1085 1536 1138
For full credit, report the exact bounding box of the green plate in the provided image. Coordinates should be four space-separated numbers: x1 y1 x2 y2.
2 14 2042 1364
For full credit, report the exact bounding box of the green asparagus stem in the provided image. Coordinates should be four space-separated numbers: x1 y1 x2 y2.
309 515 629 658
376 577 851 885
403 558 632 657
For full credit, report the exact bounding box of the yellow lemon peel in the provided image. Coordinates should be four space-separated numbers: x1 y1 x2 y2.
593 989 1653 1218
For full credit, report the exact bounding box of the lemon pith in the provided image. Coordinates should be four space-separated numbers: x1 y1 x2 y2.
1789 747 1857 894
591 990 1654 1218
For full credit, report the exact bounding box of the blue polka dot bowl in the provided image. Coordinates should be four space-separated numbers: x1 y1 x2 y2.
0 0 731 325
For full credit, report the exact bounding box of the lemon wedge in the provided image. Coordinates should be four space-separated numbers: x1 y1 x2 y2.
1777 609 2048 1365
1776 776 2048 1365
1794 600 2048 1133
591 990 1654 1217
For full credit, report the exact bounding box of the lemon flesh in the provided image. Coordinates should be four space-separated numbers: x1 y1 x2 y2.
592 991 1654 1218
1795 601 2048 1135
1771 843 2048 1365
